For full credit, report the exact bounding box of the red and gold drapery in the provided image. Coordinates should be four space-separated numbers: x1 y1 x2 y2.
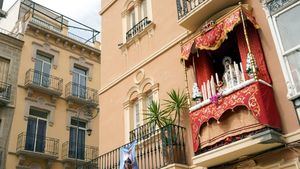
181 5 259 60
190 81 282 152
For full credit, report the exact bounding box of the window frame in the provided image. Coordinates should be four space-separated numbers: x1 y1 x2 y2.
270 0 300 98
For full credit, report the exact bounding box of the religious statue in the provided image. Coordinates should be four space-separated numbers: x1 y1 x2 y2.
222 57 242 89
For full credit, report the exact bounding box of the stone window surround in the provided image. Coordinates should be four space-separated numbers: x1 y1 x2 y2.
66 108 92 133
24 97 55 127
121 0 155 47
69 56 94 81
31 42 59 69
123 72 159 142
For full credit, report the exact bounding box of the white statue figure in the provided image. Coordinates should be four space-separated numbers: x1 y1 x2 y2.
192 82 202 101
222 56 242 89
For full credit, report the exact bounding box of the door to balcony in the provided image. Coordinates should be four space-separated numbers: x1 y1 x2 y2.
72 67 87 99
25 109 48 153
33 53 52 88
69 118 86 160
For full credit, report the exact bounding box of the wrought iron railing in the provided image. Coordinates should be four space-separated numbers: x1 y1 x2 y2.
129 122 157 141
0 81 11 102
16 132 59 157
126 17 151 40
62 141 99 162
25 69 63 94
65 82 99 106
176 0 208 19
80 124 187 169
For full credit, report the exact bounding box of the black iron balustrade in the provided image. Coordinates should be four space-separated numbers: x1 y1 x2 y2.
176 0 207 19
129 122 157 141
16 132 59 157
62 141 99 162
65 82 99 106
25 69 63 95
0 81 11 103
80 124 187 169
126 17 151 40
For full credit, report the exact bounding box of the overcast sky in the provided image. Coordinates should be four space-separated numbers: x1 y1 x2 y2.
3 0 101 31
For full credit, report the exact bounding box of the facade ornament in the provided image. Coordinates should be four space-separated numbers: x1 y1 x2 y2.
287 81 296 98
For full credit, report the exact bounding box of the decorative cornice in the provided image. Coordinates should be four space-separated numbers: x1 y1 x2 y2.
26 22 101 63
0 33 24 49
99 31 189 94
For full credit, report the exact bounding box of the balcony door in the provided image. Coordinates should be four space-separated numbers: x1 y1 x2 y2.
72 66 87 99
69 118 86 160
33 53 51 88
25 109 48 153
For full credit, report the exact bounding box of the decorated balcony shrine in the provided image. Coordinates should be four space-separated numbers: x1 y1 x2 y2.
181 4 283 167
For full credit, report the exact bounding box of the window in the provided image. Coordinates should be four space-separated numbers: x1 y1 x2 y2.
267 1 300 96
25 108 48 153
0 57 10 83
133 100 140 128
33 52 52 87
72 66 87 99
69 118 86 160
123 0 153 41
141 0 147 19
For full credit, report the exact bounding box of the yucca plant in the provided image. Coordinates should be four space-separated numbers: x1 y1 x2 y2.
144 100 171 128
164 89 188 127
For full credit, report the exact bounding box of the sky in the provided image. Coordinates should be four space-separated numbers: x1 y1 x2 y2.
2 0 101 31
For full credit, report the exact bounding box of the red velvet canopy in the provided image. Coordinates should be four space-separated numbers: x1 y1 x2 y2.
181 5 258 60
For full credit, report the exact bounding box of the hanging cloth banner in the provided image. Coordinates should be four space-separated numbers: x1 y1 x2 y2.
120 141 139 169
181 4 259 60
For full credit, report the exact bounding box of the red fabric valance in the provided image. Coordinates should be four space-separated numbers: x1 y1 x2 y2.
181 5 259 60
189 81 282 152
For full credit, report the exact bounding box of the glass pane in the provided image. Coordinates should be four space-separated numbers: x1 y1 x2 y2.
37 52 51 63
77 129 85 160
134 101 139 127
71 118 86 128
29 109 48 119
35 120 47 153
72 73 79 96
286 51 300 92
74 66 87 75
25 117 37 151
276 4 300 51
42 63 51 87
69 127 77 158
79 75 86 99
33 60 43 85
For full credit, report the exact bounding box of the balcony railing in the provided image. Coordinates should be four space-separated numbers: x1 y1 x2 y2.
129 122 157 141
126 17 151 40
16 132 59 158
65 82 99 106
21 0 100 47
80 124 187 169
62 141 99 162
24 69 63 96
176 0 207 20
0 81 11 104
31 17 61 33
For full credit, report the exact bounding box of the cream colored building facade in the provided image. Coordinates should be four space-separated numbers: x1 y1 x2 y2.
96 0 300 169
0 0 101 168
